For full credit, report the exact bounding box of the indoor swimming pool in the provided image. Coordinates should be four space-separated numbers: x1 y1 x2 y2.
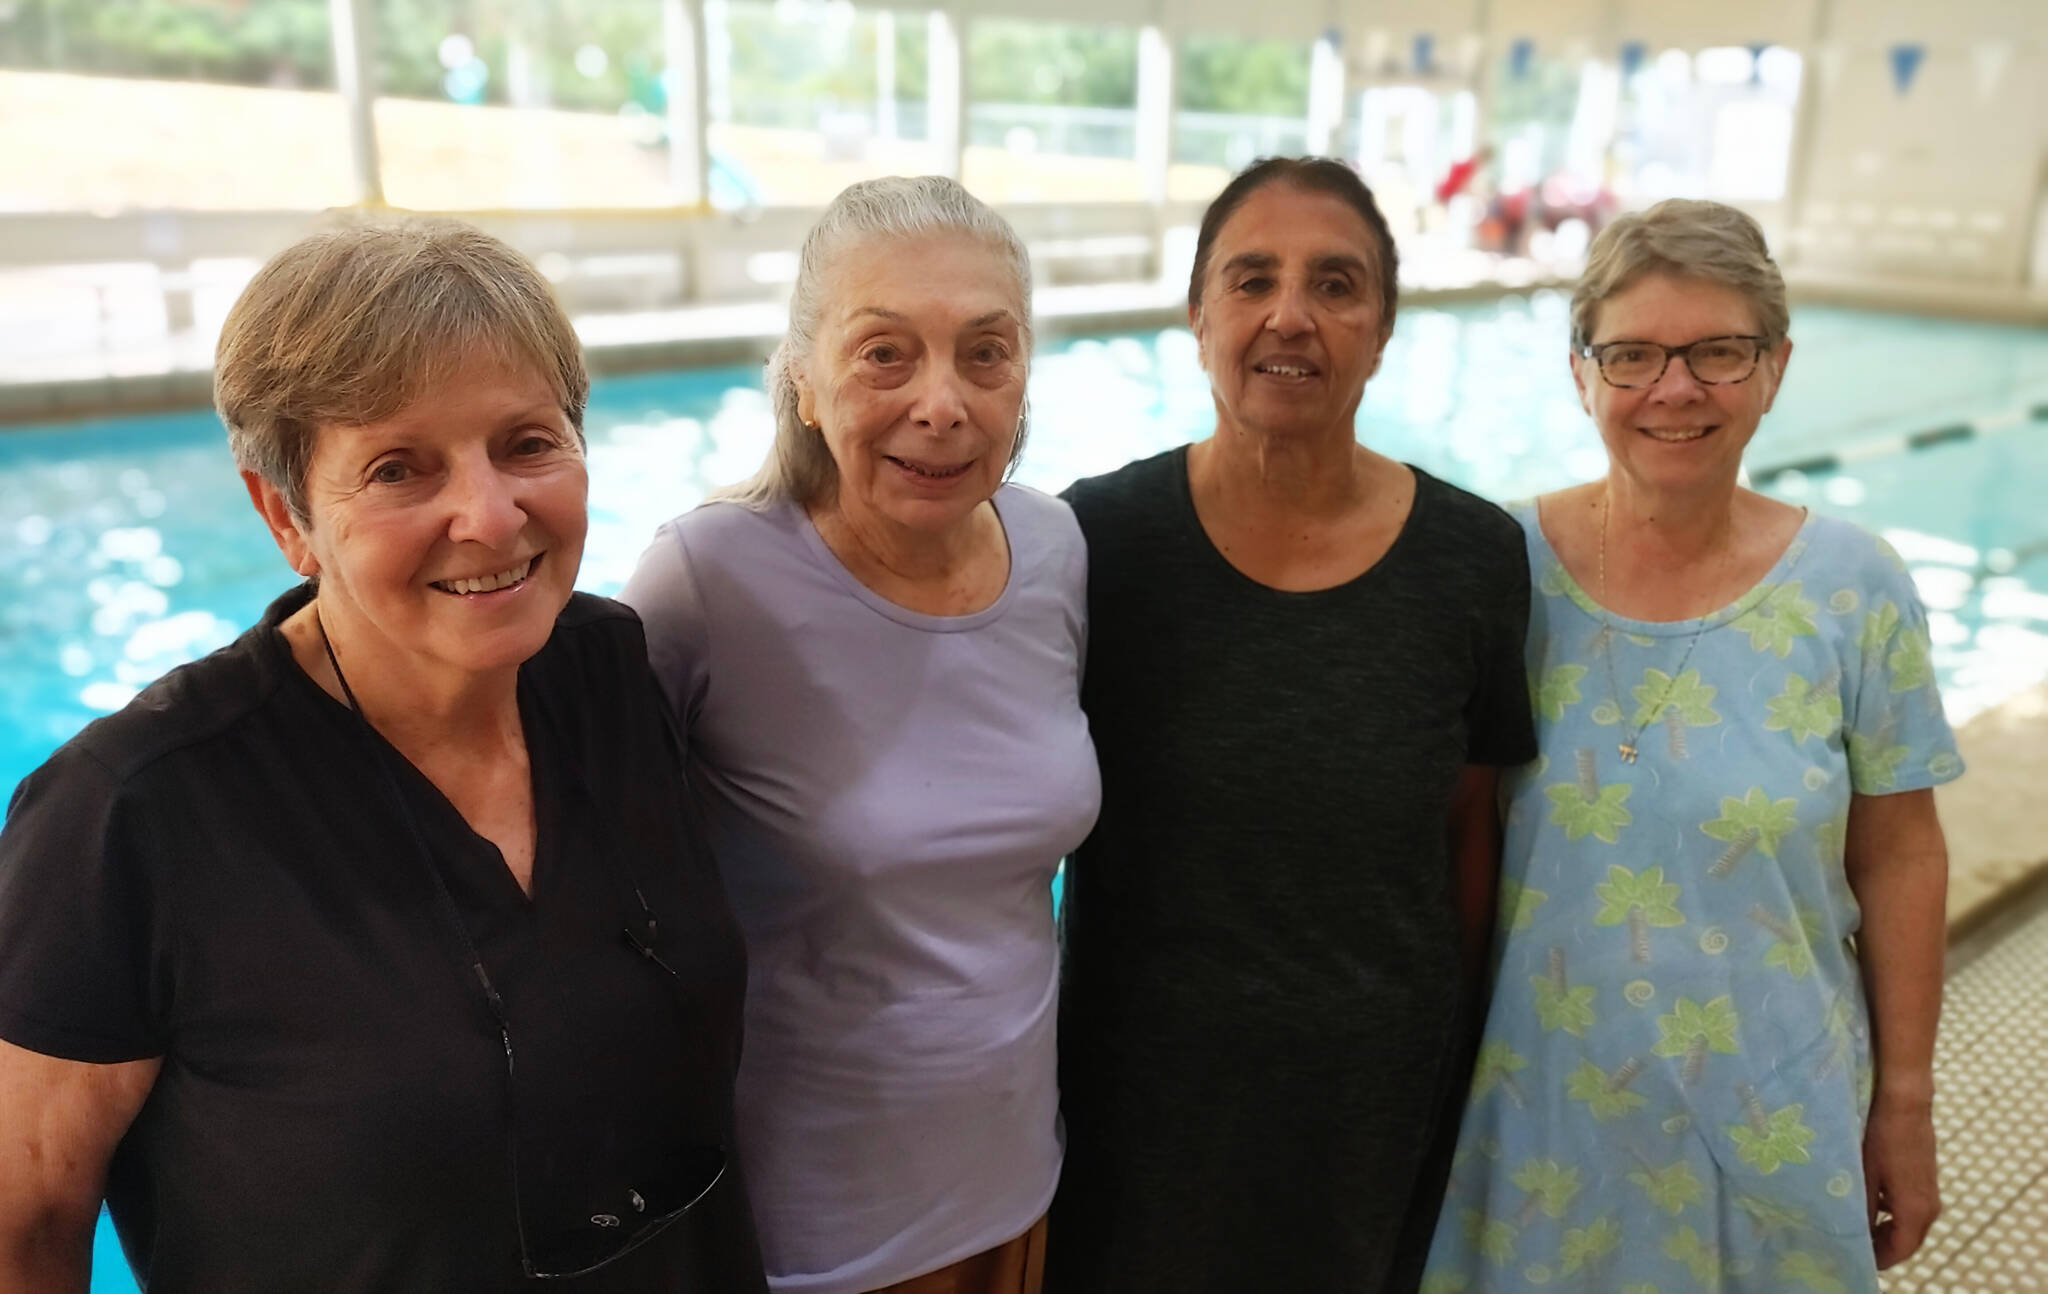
3 293 2043 1291
7 294 2045 805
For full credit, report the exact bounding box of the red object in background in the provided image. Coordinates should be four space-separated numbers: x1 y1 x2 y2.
1435 156 1482 204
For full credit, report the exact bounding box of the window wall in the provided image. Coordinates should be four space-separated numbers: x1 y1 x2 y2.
1617 45 1802 204
372 0 681 209
707 0 937 209
1169 33 1310 202
0 0 351 211
962 19 1142 203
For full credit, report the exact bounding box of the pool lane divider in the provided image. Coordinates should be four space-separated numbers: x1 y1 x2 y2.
1749 399 2048 488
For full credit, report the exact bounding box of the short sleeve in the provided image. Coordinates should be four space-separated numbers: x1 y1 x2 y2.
618 519 714 730
0 745 171 1062
1844 536 1963 795
1463 541 1539 767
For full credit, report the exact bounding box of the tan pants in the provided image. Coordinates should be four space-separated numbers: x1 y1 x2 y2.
864 1215 1048 1294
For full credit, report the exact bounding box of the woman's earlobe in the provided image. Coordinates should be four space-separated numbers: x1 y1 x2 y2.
241 470 320 577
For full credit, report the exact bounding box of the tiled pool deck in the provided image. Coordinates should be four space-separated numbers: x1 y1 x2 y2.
1881 684 2048 1293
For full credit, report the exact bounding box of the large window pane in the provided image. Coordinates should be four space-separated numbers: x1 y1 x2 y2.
963 19 1139 204
708 0 935 209
0 0 347 211
1169 33 1309 203
1616 46 1801 204
373 0 681 210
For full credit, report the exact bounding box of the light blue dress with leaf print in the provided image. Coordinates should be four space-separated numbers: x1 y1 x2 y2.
1422 505 1962 1294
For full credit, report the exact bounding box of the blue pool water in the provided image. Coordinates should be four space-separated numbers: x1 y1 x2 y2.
0 296 2041 1292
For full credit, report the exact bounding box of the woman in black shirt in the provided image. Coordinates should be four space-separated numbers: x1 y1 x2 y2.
0 221 766 1293
1048 158 1537 1292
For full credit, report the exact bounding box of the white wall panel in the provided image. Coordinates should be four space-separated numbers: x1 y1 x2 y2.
1827 0 2046 45
1614 0 1821 50
1792 41 2044 283
1163 0 1334 41
949 0 1159 27
1483 0 1610 44
1332 0 1483 40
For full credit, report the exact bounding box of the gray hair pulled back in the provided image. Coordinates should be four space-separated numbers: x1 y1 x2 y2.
722 175 1034 508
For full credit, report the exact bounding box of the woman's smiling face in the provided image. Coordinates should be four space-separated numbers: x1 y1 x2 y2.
1573 271 1792 498
251 352 588 682
797 231 1028 535
1191 182 1391 443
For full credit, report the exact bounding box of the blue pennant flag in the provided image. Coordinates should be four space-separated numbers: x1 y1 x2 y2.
1889 43 1926 96
1413 33 1436 76
1508 38 1535 81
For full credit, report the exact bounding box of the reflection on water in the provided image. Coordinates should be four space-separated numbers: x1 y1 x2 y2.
5 301 2048 808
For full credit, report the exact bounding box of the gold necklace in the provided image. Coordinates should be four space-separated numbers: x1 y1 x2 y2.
1596 491 1709 764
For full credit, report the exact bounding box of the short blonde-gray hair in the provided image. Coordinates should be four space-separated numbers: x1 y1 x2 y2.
724 175 1033 509
215 218 588 521
1570 199 1789 349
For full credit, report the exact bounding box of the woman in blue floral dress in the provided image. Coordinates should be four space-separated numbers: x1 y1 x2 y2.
1424 200 1960 1293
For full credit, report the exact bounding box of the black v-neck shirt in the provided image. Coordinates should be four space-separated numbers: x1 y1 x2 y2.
1049 448 1537 1293
0 584 766 1293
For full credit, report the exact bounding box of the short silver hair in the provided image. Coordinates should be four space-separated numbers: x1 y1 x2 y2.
1570 199 1789 349
719 175 1034 509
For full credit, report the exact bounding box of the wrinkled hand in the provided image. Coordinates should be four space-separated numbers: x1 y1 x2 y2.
1864 1093 1940 1269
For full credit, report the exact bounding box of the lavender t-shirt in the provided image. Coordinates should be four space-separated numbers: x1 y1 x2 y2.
620 485 1100 1294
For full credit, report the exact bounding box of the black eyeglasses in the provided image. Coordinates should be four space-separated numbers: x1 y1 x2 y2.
1577 334 1771 389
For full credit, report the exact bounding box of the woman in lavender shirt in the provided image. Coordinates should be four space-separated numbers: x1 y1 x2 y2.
621 177 1099 1294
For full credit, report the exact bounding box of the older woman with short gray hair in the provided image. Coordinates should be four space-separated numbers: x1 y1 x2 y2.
622 175 1098 1294
1423 198 1959 1291
0 219 766 1291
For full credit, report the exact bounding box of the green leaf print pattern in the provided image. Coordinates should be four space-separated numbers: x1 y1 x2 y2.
1631 668 1720 728
1417 1274 1470 1294
1701 787 1799 861
1593 864 1684 963
1848 730 1909 790
1566 1057 1647 1119
1734 1192 1811 1233
1763 673 1843 744
1777 1250 1849 1293
1653 996 1740 1084
1472 1041 1529 1108
1557 1216 1622 1275
1461 1209 1517 1267
1663 1227 1724 1285
1888 623 1934 692
1547 766 1633 843
1498 877 1549 934
1511 1159 1582 1222
1859 600 1900 654
1728 1086 1816 1173
1750 903 1823 979
1734 581 1819 657
1627 1159 1704 1215
1531 947 1598 1036
1533 664 1588 721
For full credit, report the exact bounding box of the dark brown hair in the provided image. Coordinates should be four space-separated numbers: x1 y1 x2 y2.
1187 156 1400 334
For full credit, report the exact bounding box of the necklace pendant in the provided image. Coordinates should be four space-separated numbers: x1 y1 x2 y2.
1618 742 1639 764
